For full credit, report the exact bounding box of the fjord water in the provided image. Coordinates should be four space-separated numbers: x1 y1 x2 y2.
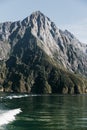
0 94 87 130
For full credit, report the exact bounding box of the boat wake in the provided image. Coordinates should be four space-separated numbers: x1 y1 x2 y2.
5 94 29 99
0 108 21 126
0 94 37 100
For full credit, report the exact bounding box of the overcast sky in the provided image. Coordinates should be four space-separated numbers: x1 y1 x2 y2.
0 0 87 43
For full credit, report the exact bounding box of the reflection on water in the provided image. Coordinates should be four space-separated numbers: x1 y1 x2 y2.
1 94 87 130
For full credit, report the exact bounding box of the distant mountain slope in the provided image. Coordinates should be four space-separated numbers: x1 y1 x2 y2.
0 11 87 93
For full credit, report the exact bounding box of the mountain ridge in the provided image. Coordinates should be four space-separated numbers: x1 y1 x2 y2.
0 11 87 93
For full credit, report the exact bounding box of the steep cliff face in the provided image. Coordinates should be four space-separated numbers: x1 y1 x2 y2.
0 11 87 93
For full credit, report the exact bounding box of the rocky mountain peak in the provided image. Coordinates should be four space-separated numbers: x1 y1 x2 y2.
23 11 62 57
30 11 45 18
22 11 46 26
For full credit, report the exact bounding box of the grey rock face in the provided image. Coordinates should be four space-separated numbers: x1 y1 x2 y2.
0 41 10 60
16 11 87 76
0 11 87 76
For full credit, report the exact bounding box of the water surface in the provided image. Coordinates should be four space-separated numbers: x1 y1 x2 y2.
0 93 87 130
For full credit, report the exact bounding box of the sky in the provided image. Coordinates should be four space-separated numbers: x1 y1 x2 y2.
0 0 87 43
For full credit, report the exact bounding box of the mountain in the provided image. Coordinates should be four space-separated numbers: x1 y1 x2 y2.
0 11 87 94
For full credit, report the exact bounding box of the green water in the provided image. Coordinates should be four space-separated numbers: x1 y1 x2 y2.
0 94 87 130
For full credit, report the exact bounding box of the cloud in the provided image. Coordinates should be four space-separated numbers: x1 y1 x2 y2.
62 19 87 43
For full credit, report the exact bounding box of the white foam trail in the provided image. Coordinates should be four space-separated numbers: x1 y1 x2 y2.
0 94 38 100
6 94 29 99
0 108 22 126
0 94 29 100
